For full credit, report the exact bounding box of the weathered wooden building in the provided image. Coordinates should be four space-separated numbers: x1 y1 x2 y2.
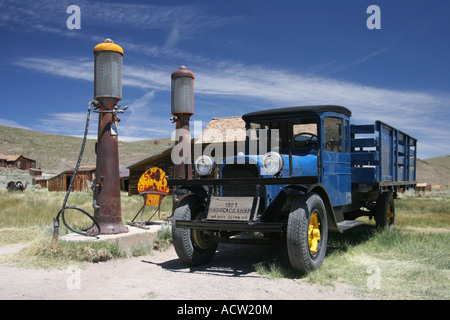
48 166 96 192
127 117 246 196
32 176 48 189
29 168 42 177
119 168 130 192
3 155 36 170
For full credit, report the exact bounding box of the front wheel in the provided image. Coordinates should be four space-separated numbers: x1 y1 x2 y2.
287 193 328 273
172 196 217 266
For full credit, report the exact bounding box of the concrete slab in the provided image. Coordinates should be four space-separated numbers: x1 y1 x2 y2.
60 223 167 251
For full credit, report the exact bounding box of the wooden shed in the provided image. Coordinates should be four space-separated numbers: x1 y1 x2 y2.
29 168 42 177
5 155 36 170
127 116 246 196
415 183 431 195
32 176 48 189
119 168 130 192
48 166 96 192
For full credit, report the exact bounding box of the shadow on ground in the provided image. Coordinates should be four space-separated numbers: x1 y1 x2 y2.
142 223 379 279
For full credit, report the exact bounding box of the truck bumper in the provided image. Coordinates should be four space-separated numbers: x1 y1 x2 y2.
174 219 283 233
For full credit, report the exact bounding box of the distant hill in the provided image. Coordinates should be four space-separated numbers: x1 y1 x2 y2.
0 125 449 186
0 125 173 174
417 156 450 186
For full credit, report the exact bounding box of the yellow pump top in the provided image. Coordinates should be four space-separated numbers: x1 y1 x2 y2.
94 39 124 54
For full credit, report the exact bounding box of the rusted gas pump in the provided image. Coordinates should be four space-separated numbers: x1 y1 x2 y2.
91 39 128 234
171 66 194 180
171 66 194 211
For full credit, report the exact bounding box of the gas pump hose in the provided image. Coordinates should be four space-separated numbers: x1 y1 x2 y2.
53 101 101 239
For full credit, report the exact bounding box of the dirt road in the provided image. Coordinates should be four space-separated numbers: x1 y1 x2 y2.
0 243 364 300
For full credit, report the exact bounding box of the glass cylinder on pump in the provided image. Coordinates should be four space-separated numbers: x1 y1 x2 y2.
94 39 123 104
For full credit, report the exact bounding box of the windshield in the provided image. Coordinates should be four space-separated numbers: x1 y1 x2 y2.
247 117 318 154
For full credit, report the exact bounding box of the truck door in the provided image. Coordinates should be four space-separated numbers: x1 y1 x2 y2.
321 115 351 207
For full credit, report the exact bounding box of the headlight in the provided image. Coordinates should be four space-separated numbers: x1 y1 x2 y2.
194 155 215 176
261 152 284 175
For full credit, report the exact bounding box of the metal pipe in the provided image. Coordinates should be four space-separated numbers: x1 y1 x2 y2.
54 100 101 239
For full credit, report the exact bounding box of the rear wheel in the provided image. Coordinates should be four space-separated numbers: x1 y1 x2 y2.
172 196 217 266
375 191 395 229
287 193 328 272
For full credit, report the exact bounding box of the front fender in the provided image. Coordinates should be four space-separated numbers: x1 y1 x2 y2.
173 186 208 213
261 183 339 232
306 184 339 232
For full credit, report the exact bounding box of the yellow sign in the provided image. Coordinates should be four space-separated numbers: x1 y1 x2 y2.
137 167 170 206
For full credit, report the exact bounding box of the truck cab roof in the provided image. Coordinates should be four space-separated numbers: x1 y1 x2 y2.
242 105 352 121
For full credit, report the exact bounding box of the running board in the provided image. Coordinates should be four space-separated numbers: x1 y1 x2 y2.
336 220 364 232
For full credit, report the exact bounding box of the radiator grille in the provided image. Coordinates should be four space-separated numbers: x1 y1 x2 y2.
221 164 259 197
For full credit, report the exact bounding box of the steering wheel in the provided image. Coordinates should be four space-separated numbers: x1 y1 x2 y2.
293 132 317 147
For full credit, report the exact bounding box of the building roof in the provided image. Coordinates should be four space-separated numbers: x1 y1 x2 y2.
5 155 21 161
120 168 130 178
127 146 174 170
63 166 96 173
195 116 246 144
4 154 36 162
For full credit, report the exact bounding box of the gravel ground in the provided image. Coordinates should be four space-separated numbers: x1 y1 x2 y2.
0 243 365 300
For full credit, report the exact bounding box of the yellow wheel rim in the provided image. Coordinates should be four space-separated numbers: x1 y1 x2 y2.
387 203 394 225
308 211 321 254
191 211 210 250
192 228 210 250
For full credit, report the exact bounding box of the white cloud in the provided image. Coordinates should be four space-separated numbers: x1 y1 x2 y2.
119 91 174 139
1 1 241 65
35 112 98 136
21 55 442 117
14 55 449 158
14 57 92 82
0 118 32 130
164 25 181 49
0 1 242 36
310 47 391 75
13 57 170 89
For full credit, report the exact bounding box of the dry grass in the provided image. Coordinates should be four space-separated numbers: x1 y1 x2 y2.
0 189 173 268
254 192 450 300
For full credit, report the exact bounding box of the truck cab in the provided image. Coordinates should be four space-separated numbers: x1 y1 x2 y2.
241 105 352 208
170 105 417 272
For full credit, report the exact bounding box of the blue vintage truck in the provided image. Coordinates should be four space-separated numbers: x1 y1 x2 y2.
169 105 417 272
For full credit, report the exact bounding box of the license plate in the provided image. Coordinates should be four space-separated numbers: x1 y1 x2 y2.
207 197 257 221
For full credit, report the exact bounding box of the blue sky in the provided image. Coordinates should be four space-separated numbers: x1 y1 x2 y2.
0 0 448 159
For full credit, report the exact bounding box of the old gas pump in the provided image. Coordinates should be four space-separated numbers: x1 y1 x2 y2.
54 39 128 237
171 66 194 211
171 66 194 180
91 39 128 234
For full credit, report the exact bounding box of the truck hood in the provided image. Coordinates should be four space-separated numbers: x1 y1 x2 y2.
220 153 318 178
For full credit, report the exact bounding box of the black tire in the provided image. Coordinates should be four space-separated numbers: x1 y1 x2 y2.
375 191 395 229
172 196 217 266
287 193 328 272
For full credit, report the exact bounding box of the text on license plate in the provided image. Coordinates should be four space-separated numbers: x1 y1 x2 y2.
207 197 258 221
